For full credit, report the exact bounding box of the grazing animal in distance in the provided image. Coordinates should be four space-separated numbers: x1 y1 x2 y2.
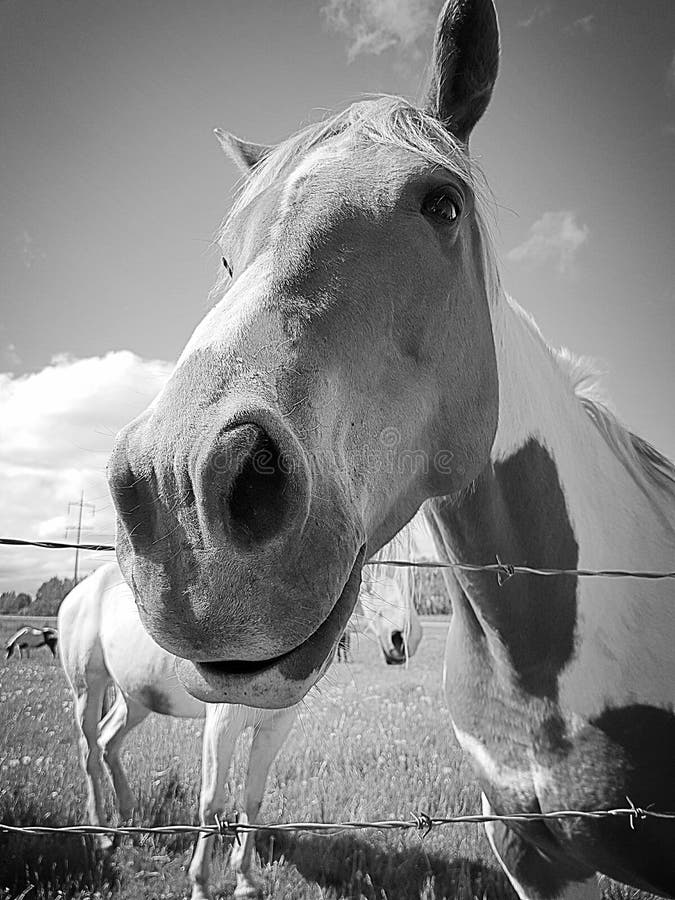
6 625 58 660
105 0 675 895
58 527 420 900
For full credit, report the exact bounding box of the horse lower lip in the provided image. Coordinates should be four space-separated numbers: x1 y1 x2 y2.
175 546 366 704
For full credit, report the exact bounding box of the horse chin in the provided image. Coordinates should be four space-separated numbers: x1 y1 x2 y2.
174 547 366 708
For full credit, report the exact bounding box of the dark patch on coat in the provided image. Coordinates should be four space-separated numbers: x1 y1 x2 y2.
539 704 675 897
487 811 595 899
495 705 675 896
137 685 175 716
439 438 579 699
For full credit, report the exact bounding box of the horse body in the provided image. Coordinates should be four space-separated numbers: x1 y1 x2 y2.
58 546 420 899
6 625 58 660
105 0 673 896
428 296 675 898
58 562 292 899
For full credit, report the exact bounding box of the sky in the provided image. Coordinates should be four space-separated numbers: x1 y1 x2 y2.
1 0 674 592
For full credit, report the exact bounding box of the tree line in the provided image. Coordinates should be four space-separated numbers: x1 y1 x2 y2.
0 576 78 617
0 570 453 618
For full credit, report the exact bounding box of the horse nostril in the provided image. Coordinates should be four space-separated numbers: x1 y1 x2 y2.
392 631 405 656
108 445 152 551
221 425 290 546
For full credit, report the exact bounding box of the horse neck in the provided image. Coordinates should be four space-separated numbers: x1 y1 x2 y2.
426 293 675 700
490 294 673 565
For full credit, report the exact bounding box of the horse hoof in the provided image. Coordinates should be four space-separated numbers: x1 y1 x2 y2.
233 882 263 899
189 887 211 900
97 834 115 854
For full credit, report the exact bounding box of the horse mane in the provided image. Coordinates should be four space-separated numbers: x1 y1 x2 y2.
214 95 500 306
363 517 422 616
556 349 675 504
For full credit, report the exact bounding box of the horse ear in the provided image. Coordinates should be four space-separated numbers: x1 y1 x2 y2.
213 129 271 173
424 0 499 142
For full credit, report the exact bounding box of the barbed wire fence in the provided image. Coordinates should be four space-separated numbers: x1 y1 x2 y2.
0 802 670 842
2 534 675 842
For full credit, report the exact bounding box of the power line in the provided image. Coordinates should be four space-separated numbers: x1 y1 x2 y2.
64 490 95 582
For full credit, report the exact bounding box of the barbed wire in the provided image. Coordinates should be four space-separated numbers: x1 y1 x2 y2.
373 558 675 582
0 537 116 552
0 802 669 842
3 535 675 582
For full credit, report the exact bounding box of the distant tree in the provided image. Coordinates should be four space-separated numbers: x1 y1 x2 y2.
0 590 32 614
22 576 78 616
16 592 32 611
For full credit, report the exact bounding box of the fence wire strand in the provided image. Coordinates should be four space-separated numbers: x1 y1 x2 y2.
0 804 670 841
2 536 675 581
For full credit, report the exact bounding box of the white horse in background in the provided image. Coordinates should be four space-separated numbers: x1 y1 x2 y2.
358 535 424 665
57 534 422 900
6 625 58 660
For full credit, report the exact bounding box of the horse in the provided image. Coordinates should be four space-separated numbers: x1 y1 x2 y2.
105 0 675 896
57 536 421 900
5 625 58 660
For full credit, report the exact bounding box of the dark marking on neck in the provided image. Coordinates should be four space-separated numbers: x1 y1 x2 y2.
435 439 578 699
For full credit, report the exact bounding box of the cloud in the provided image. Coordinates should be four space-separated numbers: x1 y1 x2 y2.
322 0 437 61
566 14 595 36
517 2 553 29
506 210 590 274
0 351 173 593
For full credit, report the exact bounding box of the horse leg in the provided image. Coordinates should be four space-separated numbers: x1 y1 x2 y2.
73 677 112 850
188 704 243 900
231 706 298 899
98 691 149 823
482 794 601 900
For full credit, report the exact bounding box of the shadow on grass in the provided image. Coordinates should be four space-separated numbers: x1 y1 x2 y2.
0 775 199 897
258 829 517 900
0 793 119 897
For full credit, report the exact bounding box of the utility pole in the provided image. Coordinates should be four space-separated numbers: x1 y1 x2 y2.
65 490 95 583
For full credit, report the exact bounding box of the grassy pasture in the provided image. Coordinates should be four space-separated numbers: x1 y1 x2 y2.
0 616 654 900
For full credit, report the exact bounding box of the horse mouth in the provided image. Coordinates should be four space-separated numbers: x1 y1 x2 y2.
384 654 406 666
175 546 366 707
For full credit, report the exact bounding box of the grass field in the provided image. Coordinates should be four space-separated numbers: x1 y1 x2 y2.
0 616 653 900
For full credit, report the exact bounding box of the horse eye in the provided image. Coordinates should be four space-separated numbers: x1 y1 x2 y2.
222 257 233 277
422 190 462 223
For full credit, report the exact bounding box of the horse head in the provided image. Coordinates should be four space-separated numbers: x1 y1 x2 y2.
108 0 499 708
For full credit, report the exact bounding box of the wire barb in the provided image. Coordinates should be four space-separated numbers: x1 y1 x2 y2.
214 812 242 845
411 811 433 838
495 555 515 586
625 797 649 831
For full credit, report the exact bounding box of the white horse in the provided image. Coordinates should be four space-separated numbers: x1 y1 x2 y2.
57 538 421 900
6 625 58 660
